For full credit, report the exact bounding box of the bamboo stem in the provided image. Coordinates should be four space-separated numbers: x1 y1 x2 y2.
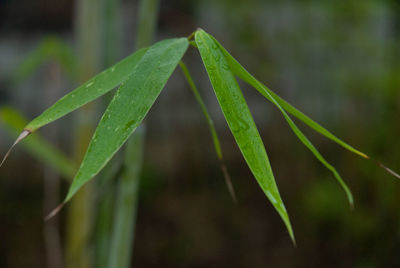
66 1 103 267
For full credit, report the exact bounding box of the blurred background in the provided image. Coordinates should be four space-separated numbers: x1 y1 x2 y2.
0 0 400 267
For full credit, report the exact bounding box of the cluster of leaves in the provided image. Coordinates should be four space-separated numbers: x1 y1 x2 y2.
2 29 398 243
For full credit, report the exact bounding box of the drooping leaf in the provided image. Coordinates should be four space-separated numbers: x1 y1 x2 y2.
208 34 368 160
206 33 353 206
25 46 149 133
195 29 294 242
0 107 76 179
64 37 188 202
179 61 236 202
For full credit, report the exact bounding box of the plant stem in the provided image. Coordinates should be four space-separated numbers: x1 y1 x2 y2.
93 1 122 267
107 0 160 267
107 127 145 268
43 61 64 268
135 0 159 50
66 0 103 267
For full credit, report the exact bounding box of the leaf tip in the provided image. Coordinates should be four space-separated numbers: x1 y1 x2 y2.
0 129 31 168
219 160 238 203
44 202 65 221
290 234 297 247
377 161 400 180
286 223 296 246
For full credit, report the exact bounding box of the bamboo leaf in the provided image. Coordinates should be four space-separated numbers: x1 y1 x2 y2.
208 34 369 160
195 30 294 242
0 47 149 168
206 33 353 206
11 37 79 85
64 38 188 202
25 46 149 133
179 61 237 202
0 107 76 179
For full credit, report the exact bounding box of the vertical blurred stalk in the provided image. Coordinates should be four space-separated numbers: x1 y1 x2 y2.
135 0 159 50
66 1 102 268
43 61 63 268
93 0 122 267
107 0 159 267
108 127 145 268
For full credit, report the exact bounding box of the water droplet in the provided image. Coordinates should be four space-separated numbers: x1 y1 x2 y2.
213 53 221 62
266 191 278 204
86 81 94 88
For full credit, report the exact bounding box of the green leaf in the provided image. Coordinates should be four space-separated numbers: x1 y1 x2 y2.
0 107 76 179
11 37 79 85
209 34 368 160
206 33 353 206
179 61 237 202
65 38 188 202
25 46 149 132
195 29 294 242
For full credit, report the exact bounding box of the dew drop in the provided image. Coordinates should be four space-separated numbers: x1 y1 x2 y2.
86 81 94 88
266 191 278 204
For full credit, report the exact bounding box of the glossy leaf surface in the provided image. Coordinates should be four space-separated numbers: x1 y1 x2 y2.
65 38 188 201
195 29 294 242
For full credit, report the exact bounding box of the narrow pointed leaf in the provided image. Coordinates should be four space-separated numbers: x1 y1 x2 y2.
25 46 148 133
0 107 76 179
64 38 188 202
179 61 237 202
209 34 368 160
205 34 353 205
195 30 294 242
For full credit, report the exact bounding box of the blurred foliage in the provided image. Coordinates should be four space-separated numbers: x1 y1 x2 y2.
0 0 399 267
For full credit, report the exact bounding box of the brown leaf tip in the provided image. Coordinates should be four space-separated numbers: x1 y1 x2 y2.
378 161 400 180
0 129 31 168
44 202 65 221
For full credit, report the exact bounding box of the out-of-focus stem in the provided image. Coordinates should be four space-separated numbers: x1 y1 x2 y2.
93 1 122 267
135 0 159 50
43 61 63 268
107 1 159 267
107 126 145 268
66 1 102 268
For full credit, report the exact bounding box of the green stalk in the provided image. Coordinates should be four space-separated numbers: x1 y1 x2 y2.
135 0 160 50
66 0 103 267
107 0 160 267
108 127 145 268
94 0 122 267
179 61 237 202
